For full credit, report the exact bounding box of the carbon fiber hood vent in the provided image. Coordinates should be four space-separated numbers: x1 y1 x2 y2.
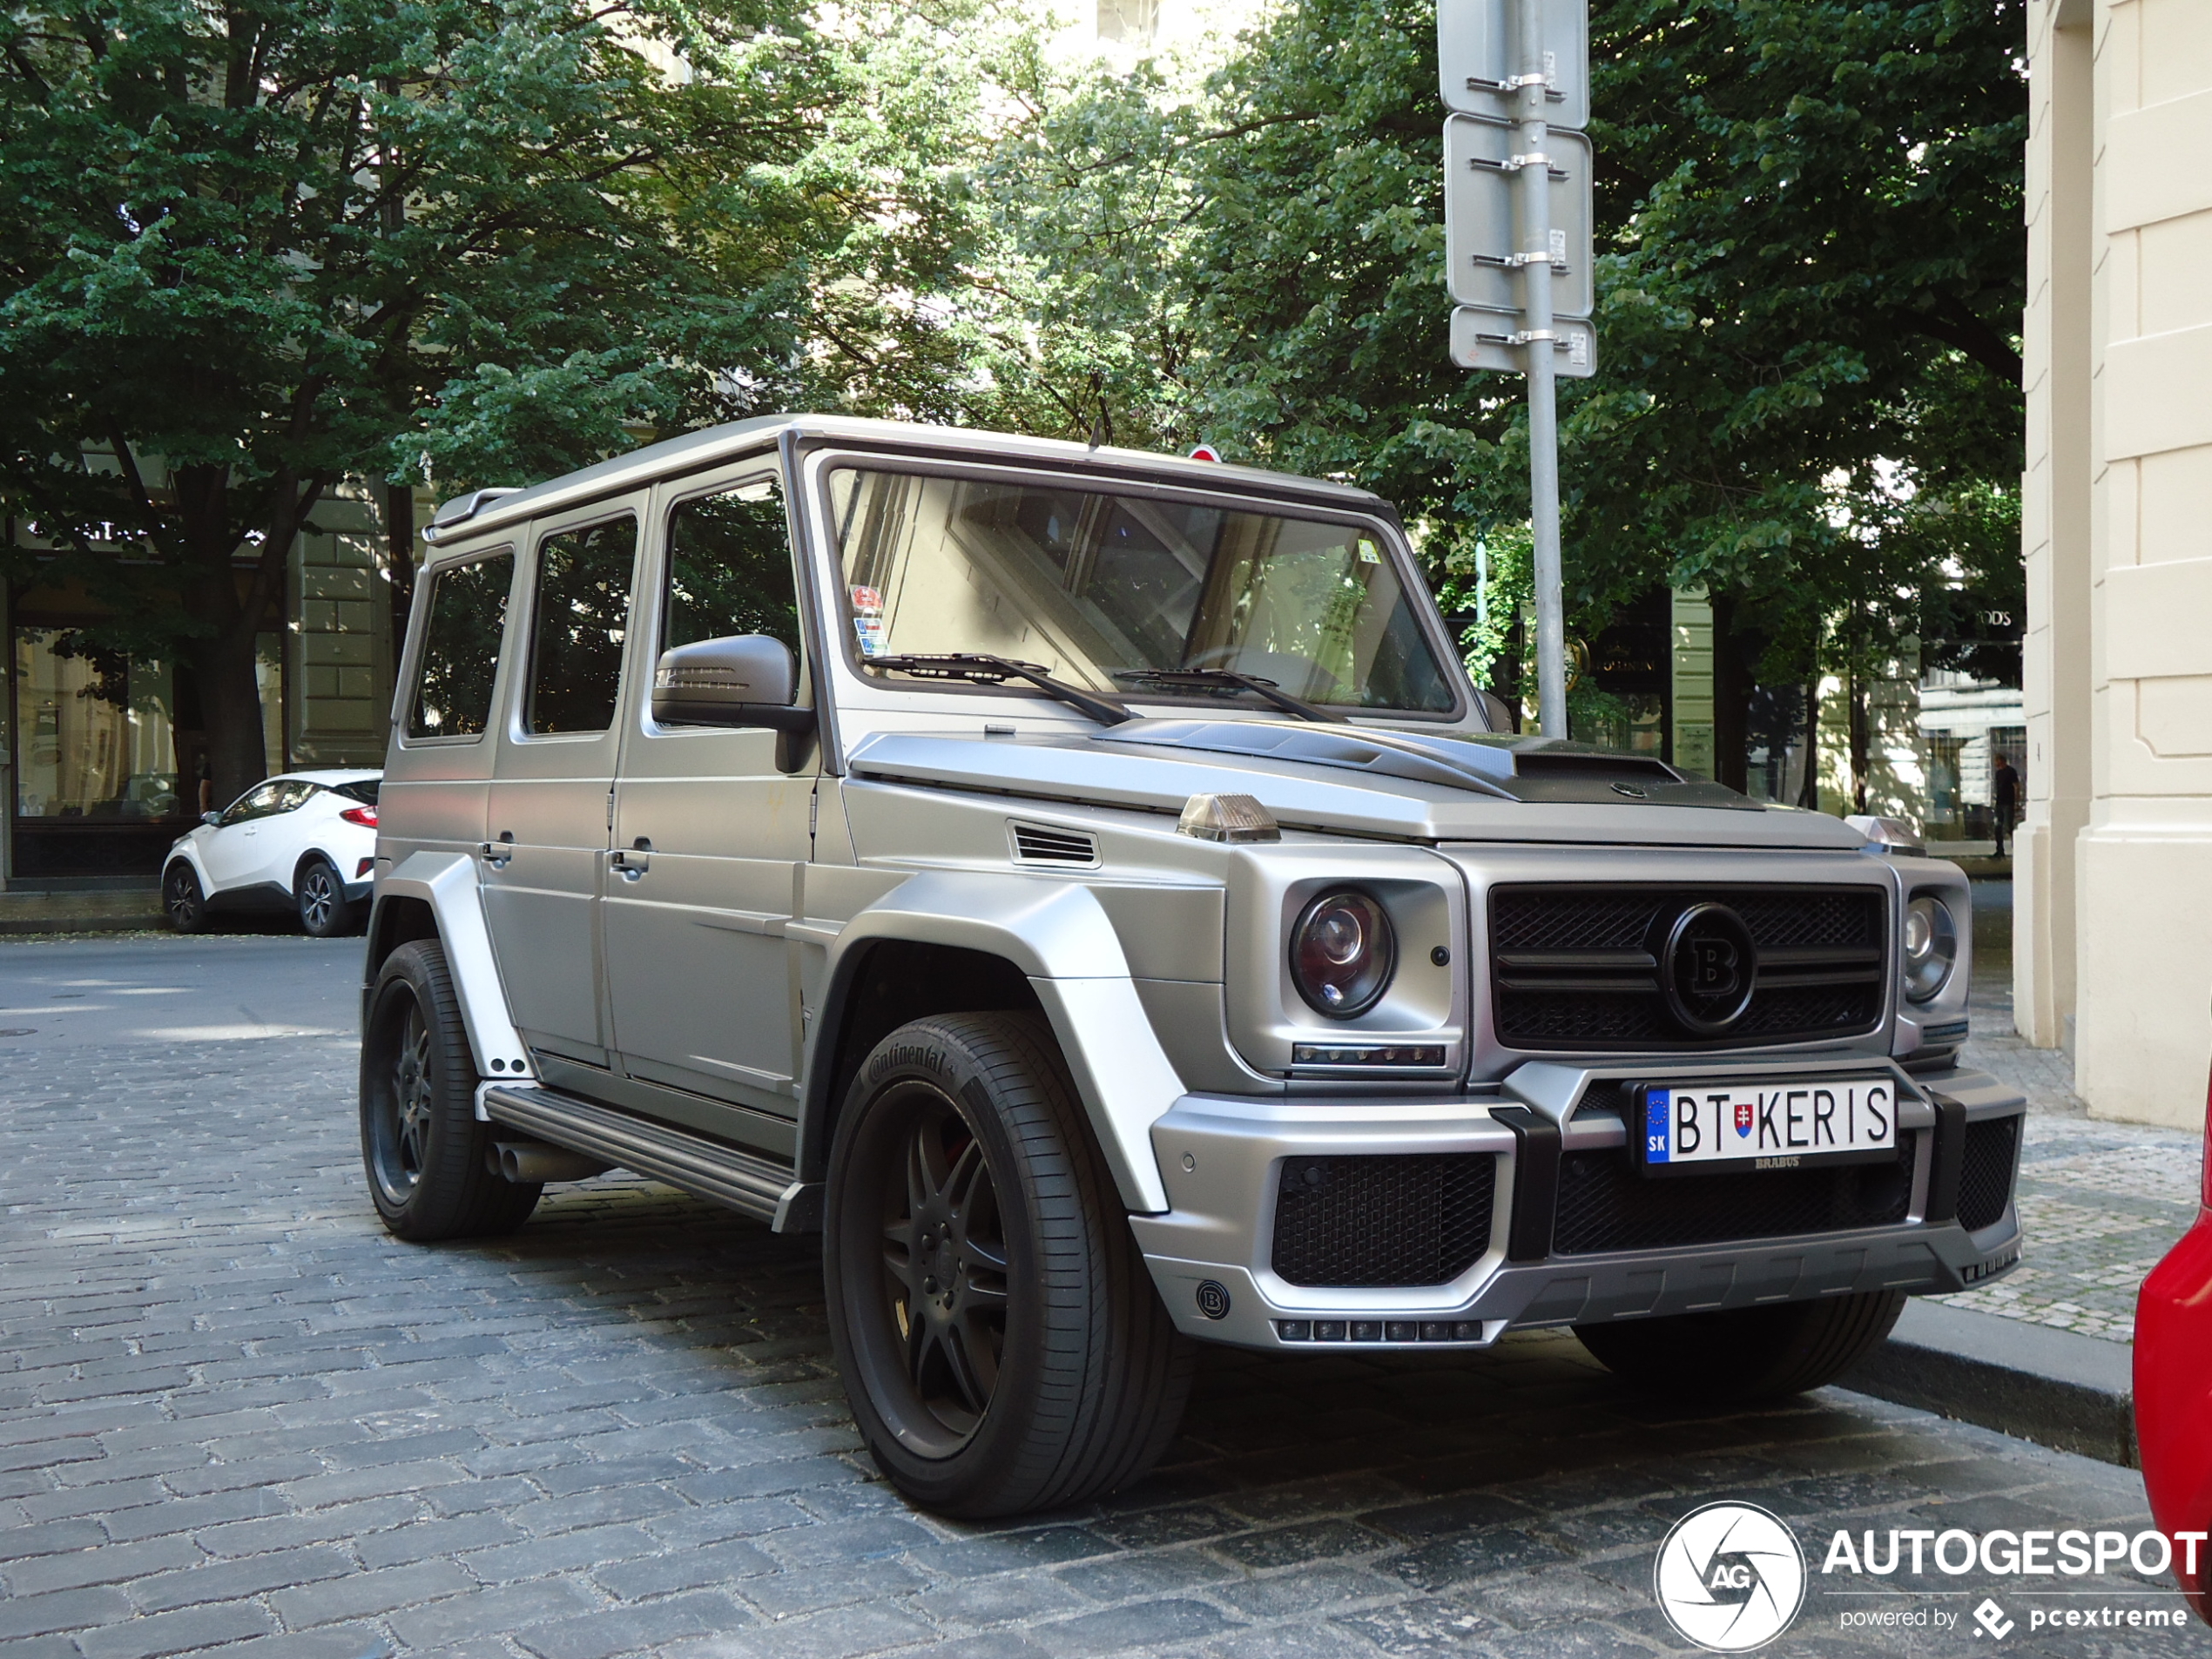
1096 720 1761 810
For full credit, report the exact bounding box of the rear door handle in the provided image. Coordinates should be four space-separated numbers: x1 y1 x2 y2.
610 839 651 880
479 840 512 870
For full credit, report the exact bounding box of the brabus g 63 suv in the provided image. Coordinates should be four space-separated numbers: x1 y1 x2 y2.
358 415 2025 1517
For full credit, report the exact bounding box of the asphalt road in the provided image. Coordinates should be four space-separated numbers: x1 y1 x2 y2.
0 935 2201 1659
0 934 360 1053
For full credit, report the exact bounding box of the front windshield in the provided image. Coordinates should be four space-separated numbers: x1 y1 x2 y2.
826 467 1459 714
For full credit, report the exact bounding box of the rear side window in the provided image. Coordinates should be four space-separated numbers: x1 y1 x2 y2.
664 480 800 655
408 552 513 738
331 779 380 805
527 517 637 734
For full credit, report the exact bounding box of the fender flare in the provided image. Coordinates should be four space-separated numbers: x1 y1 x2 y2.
365 852 534 1082
804 872 1182 1214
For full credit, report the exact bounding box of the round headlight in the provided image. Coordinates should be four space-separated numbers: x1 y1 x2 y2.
1291 890 1396 1018
1903 895 1958 1002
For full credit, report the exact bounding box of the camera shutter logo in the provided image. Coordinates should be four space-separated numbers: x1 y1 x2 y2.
1653 1502 1806 1652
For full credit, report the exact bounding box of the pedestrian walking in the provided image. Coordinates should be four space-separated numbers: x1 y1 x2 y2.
1992 750 2020 858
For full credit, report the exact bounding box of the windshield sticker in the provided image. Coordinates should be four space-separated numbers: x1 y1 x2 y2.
850 584 883 616
853 617 887 657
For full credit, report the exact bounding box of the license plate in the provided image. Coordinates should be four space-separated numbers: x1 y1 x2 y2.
1639 1080 1898 1176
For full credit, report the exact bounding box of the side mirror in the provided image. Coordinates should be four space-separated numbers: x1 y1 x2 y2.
651 634 813 732
200 811 222 827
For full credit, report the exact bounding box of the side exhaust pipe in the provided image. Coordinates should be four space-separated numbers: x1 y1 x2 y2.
489 1141 614 1184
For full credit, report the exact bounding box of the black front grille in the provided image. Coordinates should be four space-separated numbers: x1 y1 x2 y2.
1553 1137 1919 1255
1957 1116 2020 1231
1271 1154 1497 1287
1490 884 1888 1050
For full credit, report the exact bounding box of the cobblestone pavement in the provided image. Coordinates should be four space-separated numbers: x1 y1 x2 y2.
3 934 2205 1659
1932 882 2201 1344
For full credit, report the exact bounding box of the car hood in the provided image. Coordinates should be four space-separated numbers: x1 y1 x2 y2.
843 720 1871 850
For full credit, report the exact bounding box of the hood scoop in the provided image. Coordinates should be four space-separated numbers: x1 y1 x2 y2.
1094 720 1760 810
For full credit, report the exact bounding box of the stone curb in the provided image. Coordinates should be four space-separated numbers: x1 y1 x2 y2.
0 888 164 934
0 914 165 934
1842 1298 2136 1468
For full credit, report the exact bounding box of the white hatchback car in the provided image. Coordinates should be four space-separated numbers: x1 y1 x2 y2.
162 771 381 936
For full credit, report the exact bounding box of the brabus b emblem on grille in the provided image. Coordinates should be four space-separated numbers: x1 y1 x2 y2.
1663 903 1759 1035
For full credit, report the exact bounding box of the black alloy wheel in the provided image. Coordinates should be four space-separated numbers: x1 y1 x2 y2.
374 999 435 1206
874 1084 1011 1453
296 857 352 937
360 940 539 1240
825 1013 1193 1517
162 862 208 934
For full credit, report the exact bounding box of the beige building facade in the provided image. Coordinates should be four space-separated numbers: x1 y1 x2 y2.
2019 0 2212 1127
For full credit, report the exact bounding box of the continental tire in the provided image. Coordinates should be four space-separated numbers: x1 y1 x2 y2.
824 1013 1194 1517
360 940 540 1241
1574 1289 1907 1403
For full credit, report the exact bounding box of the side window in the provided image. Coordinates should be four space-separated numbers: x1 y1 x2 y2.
272 781 320 813
408 551 513 739
664 481 800 657
527 517 637 734
219 782 283 826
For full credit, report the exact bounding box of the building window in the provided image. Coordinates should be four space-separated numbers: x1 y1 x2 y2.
9 624 291 878
11 631 179 824
1098 0 1160 43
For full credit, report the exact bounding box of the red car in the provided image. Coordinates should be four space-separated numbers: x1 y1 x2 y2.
2135 1064 2212 1621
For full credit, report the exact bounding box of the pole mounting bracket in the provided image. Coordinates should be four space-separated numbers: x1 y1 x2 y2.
1467 154 1570 179
1464 73 1564 98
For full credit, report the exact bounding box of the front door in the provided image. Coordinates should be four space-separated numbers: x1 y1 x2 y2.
604 469 815 1130
202 780 286 891
482 506 640 1065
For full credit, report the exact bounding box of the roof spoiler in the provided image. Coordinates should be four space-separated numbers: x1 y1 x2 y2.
422 487 522 543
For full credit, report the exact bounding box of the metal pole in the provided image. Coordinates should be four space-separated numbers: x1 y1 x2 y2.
1515 0 1568 738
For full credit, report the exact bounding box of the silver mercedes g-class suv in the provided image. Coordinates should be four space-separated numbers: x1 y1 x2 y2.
361 415 2023 1518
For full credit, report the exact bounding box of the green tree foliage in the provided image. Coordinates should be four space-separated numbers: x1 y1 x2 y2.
994 0 2026 774
0 0 829 801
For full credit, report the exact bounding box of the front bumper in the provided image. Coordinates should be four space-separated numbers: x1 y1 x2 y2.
1130 1057 2026 1351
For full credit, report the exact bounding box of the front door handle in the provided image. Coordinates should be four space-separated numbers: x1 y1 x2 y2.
479 834 513 870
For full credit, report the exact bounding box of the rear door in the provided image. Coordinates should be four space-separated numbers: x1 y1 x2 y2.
481 504 641 1066
382 548 515 878
604 464 815 1133
254 780 326 891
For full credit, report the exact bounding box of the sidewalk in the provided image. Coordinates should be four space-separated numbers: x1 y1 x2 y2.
1931 880 2199 1345
1840 878 2199 1465
0 882 163 934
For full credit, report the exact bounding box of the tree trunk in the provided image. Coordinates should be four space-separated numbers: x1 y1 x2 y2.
1710 591 1750 793
1796 678 1821 810
1849 672 1871 815
170 463 268 810
185 625 269 811
386 482 416 648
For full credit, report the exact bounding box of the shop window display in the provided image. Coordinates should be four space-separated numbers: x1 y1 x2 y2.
9 628 287 877
12 631 179 823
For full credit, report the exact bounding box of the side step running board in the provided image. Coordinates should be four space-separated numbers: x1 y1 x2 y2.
480 1083 819 1231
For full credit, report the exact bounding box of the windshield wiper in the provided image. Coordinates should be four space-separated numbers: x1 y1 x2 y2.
867 653 1131 727
1112 667 1342 724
